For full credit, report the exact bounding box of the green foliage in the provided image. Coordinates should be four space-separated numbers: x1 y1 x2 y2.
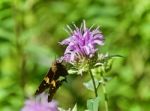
72 104 78 111
87 97 100 111
83 79 99 92
0 0 150 111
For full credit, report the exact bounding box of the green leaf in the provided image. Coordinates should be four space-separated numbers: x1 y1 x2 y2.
87 97 100 111
68 69 78 75
104 58 113 72
83 79 99 91
58 104 77 111
107 55 125 59
104 54 124 72
72 104 77 111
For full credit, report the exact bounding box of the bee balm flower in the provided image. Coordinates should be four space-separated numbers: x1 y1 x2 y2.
21 93 58 111
60 21 104 64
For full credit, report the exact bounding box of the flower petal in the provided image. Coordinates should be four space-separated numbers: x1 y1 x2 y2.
59 21 104 63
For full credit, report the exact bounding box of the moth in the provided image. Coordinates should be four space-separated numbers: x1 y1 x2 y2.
35 61 68 102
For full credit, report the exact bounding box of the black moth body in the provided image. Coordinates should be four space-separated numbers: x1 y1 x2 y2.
35 61 68 102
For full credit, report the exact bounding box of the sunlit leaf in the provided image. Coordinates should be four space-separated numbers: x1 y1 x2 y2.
72 104 77 111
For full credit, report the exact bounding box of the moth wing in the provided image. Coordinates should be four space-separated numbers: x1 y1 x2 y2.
48 81 62 102
35 69 54 95
35 79 49 95
48 86 55 102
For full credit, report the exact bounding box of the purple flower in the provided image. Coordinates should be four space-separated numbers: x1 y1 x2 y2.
60 21 104 63
21 93 58 111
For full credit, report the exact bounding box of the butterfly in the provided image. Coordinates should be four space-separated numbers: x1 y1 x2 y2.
35 61 68 102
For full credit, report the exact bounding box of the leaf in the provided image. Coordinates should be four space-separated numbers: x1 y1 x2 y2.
68 69 78 75
58 104 77 111
106 55 125 59
104 55 124 72
104 58 113 72
58 107 70 111
83 79 99 91
87 97 100 111
72 104 77 111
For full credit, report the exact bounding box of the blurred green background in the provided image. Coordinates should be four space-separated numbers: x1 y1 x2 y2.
0 0 150 111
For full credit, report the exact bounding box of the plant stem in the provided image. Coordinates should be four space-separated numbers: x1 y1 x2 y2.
89 69 98 97
100 70 108 111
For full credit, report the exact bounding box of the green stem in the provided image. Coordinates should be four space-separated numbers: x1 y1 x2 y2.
89 69 98 97
100 70 108 111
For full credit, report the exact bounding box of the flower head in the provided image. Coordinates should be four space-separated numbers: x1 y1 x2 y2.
21 93 58 111
60 21 104 64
